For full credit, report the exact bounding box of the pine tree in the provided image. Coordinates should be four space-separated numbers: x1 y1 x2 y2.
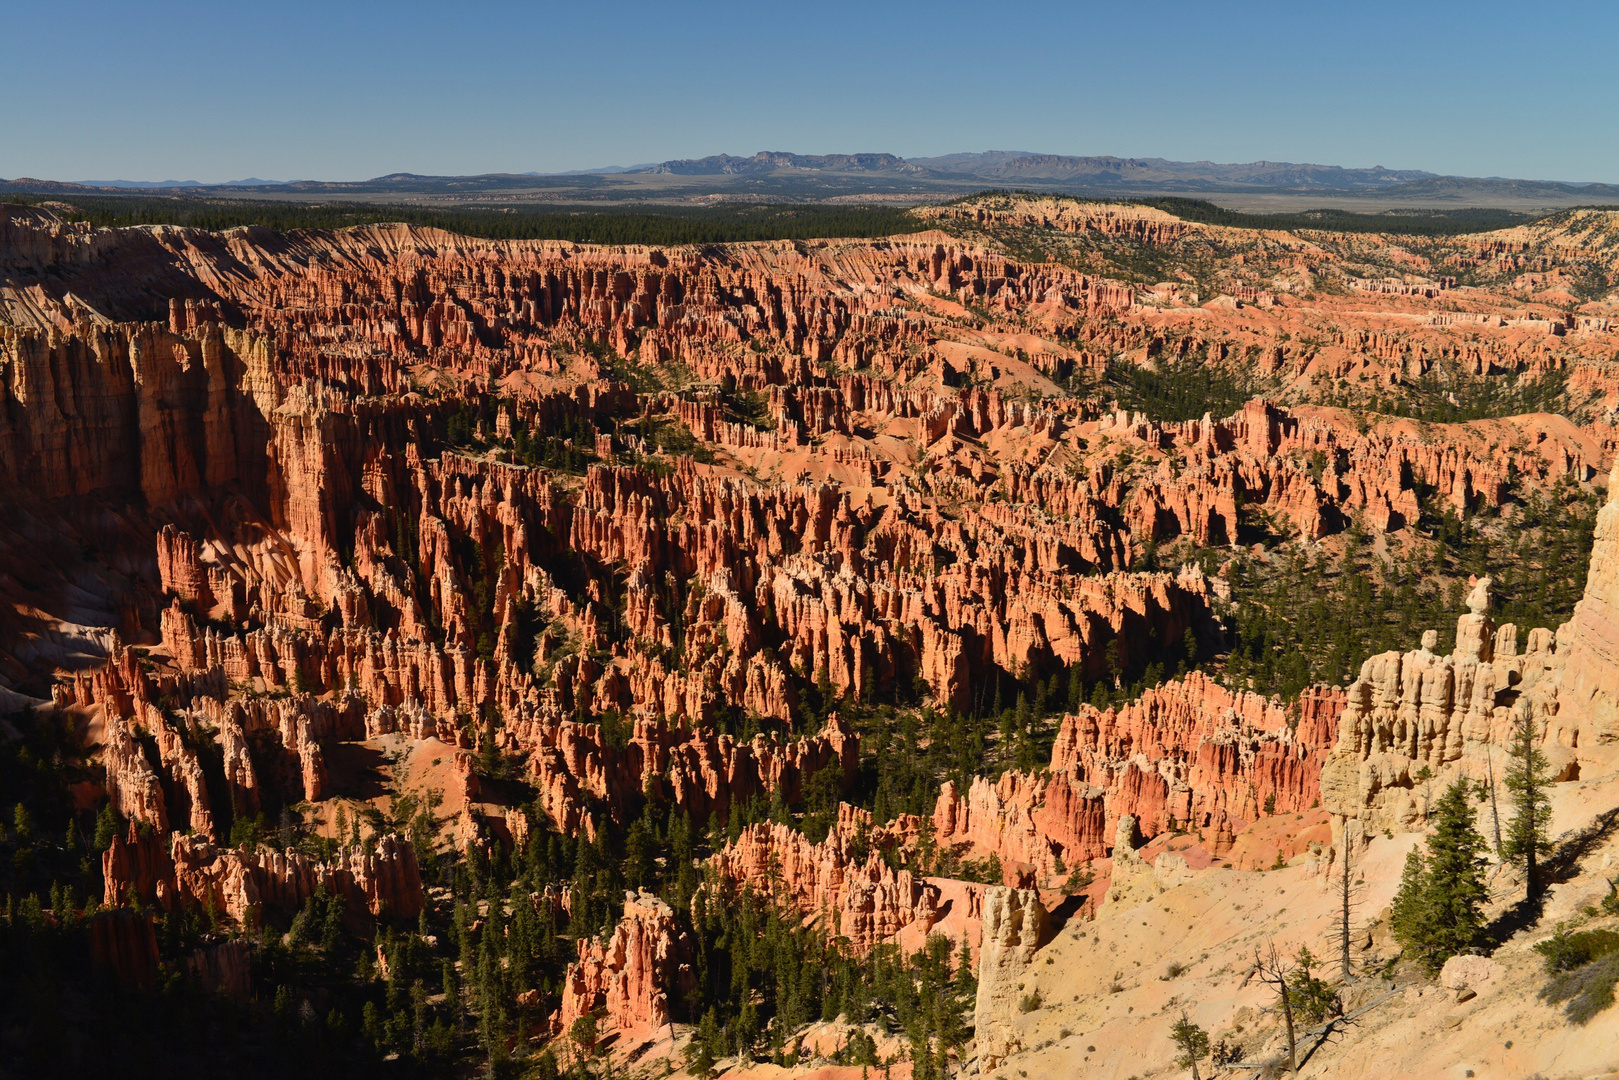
1391 780 1489 973
624 817 654 890
1286 946 1338 1024
1503 708 1553 900
1169 1011 1210 1079
94 804 118 851
1413 765 1435 819
1389 845 1428 947
320 889 346 953
570 1013 599 1070
1013 693 1037 772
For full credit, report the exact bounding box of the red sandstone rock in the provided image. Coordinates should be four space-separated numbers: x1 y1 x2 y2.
932 672 1340 876
184 939 253 998
104 826 423 925
554 891 695 1048
1556 458 1619 744
1 201 1614 1030
89 909 160 990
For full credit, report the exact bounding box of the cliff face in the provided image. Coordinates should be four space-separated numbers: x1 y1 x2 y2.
973 887 1050 1071
706 814 985 955
1104 399 1593 543
102 822 424 924
2 207 1228 947
1552 459 1619 745
695 668 1342 961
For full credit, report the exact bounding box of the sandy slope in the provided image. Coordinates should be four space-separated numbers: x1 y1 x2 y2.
984 755 1619 1080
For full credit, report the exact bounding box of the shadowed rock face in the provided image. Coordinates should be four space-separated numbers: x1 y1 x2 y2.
5 197 1619 1055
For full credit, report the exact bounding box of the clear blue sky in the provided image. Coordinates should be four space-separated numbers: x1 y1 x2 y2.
6 0 1616 183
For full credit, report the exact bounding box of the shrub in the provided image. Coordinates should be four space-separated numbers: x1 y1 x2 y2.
1540 952 1619 1025
1535 925 1619 973
1288 964 1339 1025
1017 991 1043 1013
1534 925 1619 1024
1064 865 1095 893
1168 1012 1210 1076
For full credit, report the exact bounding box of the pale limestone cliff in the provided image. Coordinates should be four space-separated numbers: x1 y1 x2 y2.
973 886 1050 1072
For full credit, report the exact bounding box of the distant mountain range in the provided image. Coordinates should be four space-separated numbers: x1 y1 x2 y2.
6 151 1619 209
639 152 931 177
68 177 287 189
618 150 1438 190
912 152 1436 189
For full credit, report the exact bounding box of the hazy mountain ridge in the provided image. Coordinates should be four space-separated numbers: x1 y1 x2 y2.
638 151 930 176
908 151 1436 188
66 177 287 189
6 150 1618 209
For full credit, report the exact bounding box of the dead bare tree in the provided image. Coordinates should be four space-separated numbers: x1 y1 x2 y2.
1337 838 1353 984
1484 746 1504 861
1253 940 1297 1074
1331 824 1367 985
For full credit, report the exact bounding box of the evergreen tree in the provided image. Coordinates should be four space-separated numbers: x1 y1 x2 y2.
1169 1011 1210 1080
1503 709 1553 900
688 1008 722 1077
1389 845 1428 947
94 804 118 851
1286 946 1338 1024
1391 780 1489 973
623 817 655 890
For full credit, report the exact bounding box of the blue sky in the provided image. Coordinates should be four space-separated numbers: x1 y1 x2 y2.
5 0 1616 183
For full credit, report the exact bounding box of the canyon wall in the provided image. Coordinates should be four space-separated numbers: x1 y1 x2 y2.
1551 460 1619 745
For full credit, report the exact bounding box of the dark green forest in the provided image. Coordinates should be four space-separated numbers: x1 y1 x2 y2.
6 194 929 245
942 190 1544 237
0 701 975 1078
11 190 1558 245
1136 197 1538 237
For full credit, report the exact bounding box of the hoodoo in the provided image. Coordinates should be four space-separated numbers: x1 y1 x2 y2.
3 184 1619 1076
